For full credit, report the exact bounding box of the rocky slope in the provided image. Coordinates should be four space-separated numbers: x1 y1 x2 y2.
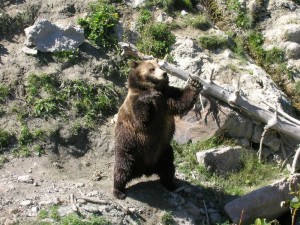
1 0 300 224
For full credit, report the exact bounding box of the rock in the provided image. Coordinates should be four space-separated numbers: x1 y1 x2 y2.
17 175 34 184
224 174 300 224
126 0 147 8
181 10 189 16
196 146 245 173
20 200 33 206
24 19 84 53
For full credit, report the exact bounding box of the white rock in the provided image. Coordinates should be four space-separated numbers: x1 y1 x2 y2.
24 19 85 52
181 10 189 16
20 200 33 206
17 175 34 184
22 46 38 55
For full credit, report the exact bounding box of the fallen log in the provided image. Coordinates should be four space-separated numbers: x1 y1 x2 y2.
118 42 300 143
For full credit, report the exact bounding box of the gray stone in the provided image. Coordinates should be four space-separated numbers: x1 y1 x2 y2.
196 146 245 173
224 174 300 224
20 200 33 206
24 19 84 53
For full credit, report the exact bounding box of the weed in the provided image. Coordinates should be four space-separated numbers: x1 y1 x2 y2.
77 0 119 49
0 84 9 103
137 22 176 58
53 49 80 63
33 98 60 117
0 129 10 149
33 145 45 156
188 14 211 31
161 211 175 225
198 35 228 50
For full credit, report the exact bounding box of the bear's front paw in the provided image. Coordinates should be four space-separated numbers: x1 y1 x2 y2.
188 76 202 90
113 188 126 200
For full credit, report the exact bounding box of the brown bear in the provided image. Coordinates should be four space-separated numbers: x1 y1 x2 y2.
113 59 202 199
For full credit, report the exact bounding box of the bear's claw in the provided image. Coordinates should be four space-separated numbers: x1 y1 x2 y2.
188 76 202 90
113 188 126 200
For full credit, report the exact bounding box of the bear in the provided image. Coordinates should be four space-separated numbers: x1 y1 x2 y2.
113 59 202 199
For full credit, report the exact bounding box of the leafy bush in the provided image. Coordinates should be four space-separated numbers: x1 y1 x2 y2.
246 30 265 64
137 22 176 58
295 81 300 95
161 211 175 225
53 49 80 63
198 35 228 50
77 0 119 49
226 0 253 29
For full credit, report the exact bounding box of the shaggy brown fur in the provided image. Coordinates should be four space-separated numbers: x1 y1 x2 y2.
113 60 201 199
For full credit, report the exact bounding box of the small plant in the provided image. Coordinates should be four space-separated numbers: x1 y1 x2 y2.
161 211 175 225
0 156 8 169
246 30 265 64
49 205 60 221
77 0 119 49
19 125 33 146
295 81 300 95
33 98 60 117
226 0 253 29
38 209 49 219
137 22 176 58
281 183 300 225
198 35 228 50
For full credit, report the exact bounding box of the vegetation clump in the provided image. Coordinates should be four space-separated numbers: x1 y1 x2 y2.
77 0 119 49
198 35 229 50
188 14 211 31
137 20 176 58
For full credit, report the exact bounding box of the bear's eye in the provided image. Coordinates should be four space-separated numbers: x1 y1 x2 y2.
149 68 155 72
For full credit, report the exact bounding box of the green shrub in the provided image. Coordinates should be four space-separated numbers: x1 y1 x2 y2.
155 0 197 12
226 0 253 29
137 22 176 57
77 0 119 49
198 35 228 50
246 30 265 64
189 14 211 31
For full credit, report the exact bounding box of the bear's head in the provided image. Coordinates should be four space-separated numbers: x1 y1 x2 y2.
127 59 168 91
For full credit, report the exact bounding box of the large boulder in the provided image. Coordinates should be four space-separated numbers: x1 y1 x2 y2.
224 174 300 224
24 19 85 53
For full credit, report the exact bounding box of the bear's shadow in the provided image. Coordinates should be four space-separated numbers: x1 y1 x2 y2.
126 177 236 223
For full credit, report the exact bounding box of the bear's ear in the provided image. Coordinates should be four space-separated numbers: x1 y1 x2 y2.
128 60 139 68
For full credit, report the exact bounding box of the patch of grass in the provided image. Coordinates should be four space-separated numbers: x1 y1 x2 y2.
198 35 228 50
188 14 211 31
77 0 119 49
173 138 285 198
161 211 175 225
246 30 265 64
137 22 176 58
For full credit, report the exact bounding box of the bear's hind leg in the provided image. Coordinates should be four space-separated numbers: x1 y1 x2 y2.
156 145 176 191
